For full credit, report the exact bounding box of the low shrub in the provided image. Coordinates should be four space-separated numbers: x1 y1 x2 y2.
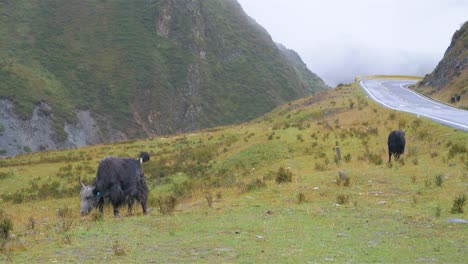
435 174 444 187
336 176 351 187
366 126 378 136
336 194 349 205
0 210 13 240
448 143 467 159
1 180 79 204
450 194 466 214
343 153 351 163
314 162 326 171
275 167 293 184
205 192 213 208
297 192 307 204
112 240 127 256
91 211 104 222
244 178 266 192
158 195 178 215
366 152 383 165
435 205 441 217
297 134 304 142
27 217 36 231
172 180 194 198
56 206 74 234
0 171 12 180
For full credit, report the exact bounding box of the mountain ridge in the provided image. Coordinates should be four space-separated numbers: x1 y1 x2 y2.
0 0 328 156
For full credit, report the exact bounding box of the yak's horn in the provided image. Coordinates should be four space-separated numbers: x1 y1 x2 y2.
79 177 86 188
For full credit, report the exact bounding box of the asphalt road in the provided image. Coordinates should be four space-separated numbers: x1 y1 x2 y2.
359 79 468 131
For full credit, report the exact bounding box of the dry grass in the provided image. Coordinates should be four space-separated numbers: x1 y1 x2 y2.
0 82 466 262
413 69 468 109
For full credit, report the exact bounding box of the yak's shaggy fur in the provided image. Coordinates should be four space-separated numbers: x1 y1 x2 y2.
80 153 149 217
387 130 406 162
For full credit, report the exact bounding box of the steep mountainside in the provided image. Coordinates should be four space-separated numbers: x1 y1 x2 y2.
276 43 328 91
416 21 468 108
0 0 327 156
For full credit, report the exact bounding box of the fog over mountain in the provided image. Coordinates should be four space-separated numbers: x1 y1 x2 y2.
305 45 438 85
237 0 468 86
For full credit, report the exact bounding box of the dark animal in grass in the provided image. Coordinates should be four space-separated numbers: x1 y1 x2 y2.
79 152 150 217
387 130 406 162
139 151 150 163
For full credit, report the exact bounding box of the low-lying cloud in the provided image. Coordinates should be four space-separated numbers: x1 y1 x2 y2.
303 45 439 86
237 0 467 86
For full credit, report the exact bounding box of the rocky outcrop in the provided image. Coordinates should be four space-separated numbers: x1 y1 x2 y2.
0 99 126 156
156 0 172 38
0 100 58 155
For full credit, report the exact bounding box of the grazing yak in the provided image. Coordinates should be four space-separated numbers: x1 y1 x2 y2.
387 130 406 162
80 152 150 217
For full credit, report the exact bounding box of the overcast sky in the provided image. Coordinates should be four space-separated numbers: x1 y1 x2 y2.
237 0 467 86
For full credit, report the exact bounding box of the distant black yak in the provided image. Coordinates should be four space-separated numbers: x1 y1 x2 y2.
387 130 406 162
80 152 150 217
139 151 150 163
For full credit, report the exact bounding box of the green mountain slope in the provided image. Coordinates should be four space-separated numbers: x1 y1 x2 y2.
416 21 468 108
0 0 328 156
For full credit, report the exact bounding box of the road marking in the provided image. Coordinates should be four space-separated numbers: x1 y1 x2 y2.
397 83 461 111
359 80 468 131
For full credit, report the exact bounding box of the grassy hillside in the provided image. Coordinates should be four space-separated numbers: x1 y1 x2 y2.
0 78 466 262
416 21 468 109
0 0 327 143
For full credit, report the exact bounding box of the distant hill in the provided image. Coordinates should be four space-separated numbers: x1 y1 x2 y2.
416 21 467 108
0 0 328 156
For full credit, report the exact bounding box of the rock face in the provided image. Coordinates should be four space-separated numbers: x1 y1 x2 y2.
0 99 127 156
0 100 59 155
0 0 328 156
417 21 468 107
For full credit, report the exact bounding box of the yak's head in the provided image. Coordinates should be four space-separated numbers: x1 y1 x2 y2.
79 180 100 215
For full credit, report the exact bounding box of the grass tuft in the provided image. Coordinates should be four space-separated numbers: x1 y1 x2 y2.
435 174 444 187
297 192 307 204
158 195 178 215
0 210 13 240
205 192 214 208
450 194 466 214
244 178 267 192
91 211 104 222
435 205 442 217
112 240 127 256
336 194 349 205
275 167 293 184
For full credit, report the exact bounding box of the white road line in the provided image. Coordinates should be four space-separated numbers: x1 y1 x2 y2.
359 80 397 110
397 83 461 111
359 80 468 131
